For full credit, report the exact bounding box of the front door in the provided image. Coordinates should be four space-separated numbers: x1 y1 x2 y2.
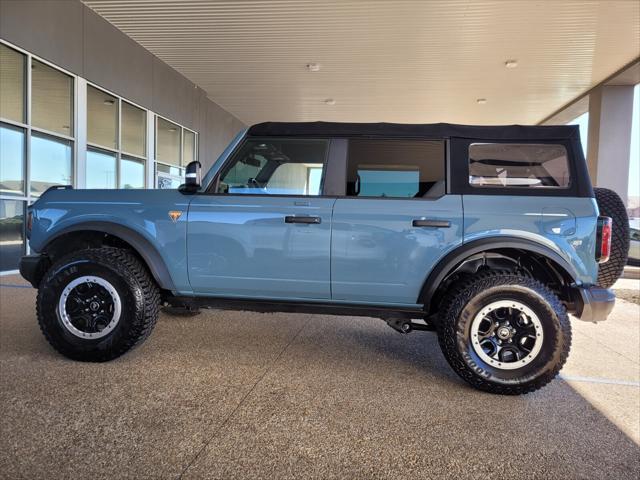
187 137 334 299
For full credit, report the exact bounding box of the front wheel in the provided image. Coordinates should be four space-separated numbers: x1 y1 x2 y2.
37 247 160 361
437 272 571 395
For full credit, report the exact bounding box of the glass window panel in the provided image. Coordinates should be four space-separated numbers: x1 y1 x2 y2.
346 139 445 198
469 143 570 188
31 59 73 136
121 101 146 156
157 118 181 165
0 44 26 123
86 148 116 189
217 138 328 195
87 85 118 149
120 156 145 189
0 123 25 195
0 199 25 271
183 129 196 165
30 133 72 195
156 163 183 189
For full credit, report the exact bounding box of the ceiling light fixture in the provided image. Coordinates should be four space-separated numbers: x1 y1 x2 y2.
324 98 336 105
476 98 487 105
103 99 115 106
306 63 321 72
504 59 518 69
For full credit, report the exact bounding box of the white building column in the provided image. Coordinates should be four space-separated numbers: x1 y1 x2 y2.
587 85 635 205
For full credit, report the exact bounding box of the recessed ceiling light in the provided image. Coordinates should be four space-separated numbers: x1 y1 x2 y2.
103 99 115 106
505 60 518 69
476 98 487 104
324 98 336 105
306 63 321 72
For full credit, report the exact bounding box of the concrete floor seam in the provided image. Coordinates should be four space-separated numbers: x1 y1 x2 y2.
175 316 311 480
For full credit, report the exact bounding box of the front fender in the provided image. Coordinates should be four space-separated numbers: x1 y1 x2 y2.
29 189 191 293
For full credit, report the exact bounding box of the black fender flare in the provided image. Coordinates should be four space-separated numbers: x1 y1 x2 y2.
418 236 580 308
43 221 177 291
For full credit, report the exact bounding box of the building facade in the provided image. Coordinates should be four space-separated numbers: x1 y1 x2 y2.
0 0 245 273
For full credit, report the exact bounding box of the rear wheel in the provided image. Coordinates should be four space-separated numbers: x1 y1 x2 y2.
437 272 571 395
594 187 630 288
37 247 160 361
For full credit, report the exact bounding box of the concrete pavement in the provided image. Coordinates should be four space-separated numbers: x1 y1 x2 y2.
1 274 638 479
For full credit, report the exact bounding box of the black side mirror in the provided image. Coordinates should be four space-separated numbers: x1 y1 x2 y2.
179 161 201 194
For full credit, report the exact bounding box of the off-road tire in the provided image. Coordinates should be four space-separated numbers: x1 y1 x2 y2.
437 271 571 395
37 247 160 361
594 187 630 288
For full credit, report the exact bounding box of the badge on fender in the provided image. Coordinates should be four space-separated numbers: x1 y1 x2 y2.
168 211 182 223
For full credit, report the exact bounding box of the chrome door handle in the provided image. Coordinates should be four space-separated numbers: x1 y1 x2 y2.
412 219 451 228
285 215 322 224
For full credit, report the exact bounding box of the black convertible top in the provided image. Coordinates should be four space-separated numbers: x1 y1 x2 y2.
247 122 580 141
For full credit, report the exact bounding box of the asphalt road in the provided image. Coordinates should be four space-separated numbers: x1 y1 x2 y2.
1 274 638 479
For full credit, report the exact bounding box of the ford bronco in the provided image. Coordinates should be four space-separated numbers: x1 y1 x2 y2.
19 122 630 394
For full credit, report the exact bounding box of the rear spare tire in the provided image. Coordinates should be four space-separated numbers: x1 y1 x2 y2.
594 187 630 288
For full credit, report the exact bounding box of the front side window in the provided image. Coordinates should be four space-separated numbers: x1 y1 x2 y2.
346 139 445 198
469 143 570 188
217 138 328 195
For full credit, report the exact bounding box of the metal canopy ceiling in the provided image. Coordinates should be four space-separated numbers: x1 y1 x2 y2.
83 0 640 126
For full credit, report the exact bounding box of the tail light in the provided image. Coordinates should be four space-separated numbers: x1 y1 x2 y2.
596 216 612 263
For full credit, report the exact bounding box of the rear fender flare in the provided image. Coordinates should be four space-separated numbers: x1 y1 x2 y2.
418 236 580 307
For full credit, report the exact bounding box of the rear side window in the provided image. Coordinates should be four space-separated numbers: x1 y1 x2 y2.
346 139 445 198
469 143 570 188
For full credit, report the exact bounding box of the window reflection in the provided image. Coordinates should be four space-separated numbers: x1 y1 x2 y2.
87 149 116 189
31 59 73 136
0 199 25 271
87 85 118 149
120 156 145 189
0 123 25 195
183 129 195 165
30 133 72 195
122 101 146 156
0 44 26 123
157 117 181 165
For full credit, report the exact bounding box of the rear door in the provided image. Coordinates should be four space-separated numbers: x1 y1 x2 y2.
187 137 335 299
331 138 463 304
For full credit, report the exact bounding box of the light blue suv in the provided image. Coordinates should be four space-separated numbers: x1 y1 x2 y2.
20 122 629 394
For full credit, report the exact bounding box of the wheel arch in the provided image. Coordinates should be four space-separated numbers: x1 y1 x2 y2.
39 222 176 292
419 237 580 314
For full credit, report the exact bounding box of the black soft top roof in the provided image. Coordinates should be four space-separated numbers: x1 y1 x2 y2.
248 122 579 141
